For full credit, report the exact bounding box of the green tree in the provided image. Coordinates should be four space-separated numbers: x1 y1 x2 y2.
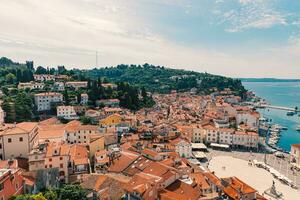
5 73 16 84
58 184 88 200
63 89 70 105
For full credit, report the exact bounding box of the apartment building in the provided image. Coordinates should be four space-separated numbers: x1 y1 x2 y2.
34 74 55 82
232 131 259 149
18 81 44 90
236 111 260 130
57 106 78 120
34 92 63 111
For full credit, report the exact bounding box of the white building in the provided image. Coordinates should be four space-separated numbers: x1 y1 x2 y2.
18 81 44 90
80 93 89 105
57 106 78 120
236 111 260 130
34 92 63 111
34 74 55 82
232 131 259 148
173 139 192 158
291 144 300 164
53 82 65 91
218 128 234 145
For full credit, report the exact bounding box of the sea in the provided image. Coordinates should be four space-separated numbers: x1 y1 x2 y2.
243 81 300 152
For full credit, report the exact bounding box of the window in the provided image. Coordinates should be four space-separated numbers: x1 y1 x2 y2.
19 137 23 142
60 157 63 160
60 164 63 168
49 164 52 168
49 158 52 162
45 165 47 168
0 144 2 149
8 138 12 143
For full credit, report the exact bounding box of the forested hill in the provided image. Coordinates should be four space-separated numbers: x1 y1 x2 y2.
85 64 247 97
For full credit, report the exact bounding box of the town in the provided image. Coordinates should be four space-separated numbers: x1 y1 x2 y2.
0 60 299 200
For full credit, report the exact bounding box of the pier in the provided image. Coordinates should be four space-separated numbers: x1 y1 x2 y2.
258 104 298 112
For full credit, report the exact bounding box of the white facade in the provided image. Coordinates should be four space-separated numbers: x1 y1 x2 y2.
65 81 87 90
175 140 192 158
53 82 65 91
232 132 259 148
236 112 259 129
57 106 78 120
34 74 55 82
34 92 63 111
81 93 89 105
192 127 205 143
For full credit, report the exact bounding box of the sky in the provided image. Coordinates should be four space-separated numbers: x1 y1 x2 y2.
0 0 300 78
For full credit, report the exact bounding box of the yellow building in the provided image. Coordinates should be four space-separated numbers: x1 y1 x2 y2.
89 135 105 159
99 114 122 127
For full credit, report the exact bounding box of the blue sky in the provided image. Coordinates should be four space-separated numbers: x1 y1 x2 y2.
0 0 300 78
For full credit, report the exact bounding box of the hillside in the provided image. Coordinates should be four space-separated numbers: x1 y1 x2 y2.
85 64 247 97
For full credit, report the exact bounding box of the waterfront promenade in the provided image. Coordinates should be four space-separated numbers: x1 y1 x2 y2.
258 104 297 112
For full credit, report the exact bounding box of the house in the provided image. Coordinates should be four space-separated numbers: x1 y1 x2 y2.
64 121 100 145
94 150 109 173
0 159 24 200
101 83 117 89
44 142 89 183
171 139 192 158
57 106 79 120
34 92 63 111
0 122 38 159
291 144 300 164
232 131 259 149
99 114 122 127
53 82 65 91
221 177 257 200
103 107 122 115
0 106 4 125
65 81 87 90
80 93 89 105
88 135 105 159
141 148 163 161
34 74 55 82
18 81 44 90
236 111 260 130
96 99 120 108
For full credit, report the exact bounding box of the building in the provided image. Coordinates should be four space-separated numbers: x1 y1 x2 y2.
0 122 38 159
96 99 120 108
65 81 87 90
232 131 259 149
99 114 122 127
57 106 78 120
101 83 117 89
34 92 63 111
236 111 260 130
291 144 300 164
172 139 192 158
53 82 65 91
221 177 257 200
80 93 88 105
0 106 4 125
64 121 100 145
0 160 24 200
34 74 55 82
44 142 89 182
18 81 44 90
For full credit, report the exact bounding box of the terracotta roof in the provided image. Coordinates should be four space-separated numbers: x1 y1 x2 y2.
190 172 210 190
291 144 300 148
162 180 202 200
222 177 257 200
108 151 139 173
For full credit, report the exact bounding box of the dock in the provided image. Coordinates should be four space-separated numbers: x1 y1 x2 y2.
258 104 297 112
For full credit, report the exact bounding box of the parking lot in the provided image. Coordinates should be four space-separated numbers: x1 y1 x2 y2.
205 149 300 189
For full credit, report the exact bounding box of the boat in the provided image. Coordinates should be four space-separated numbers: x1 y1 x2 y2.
287 111 295 116
297 126 300 131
